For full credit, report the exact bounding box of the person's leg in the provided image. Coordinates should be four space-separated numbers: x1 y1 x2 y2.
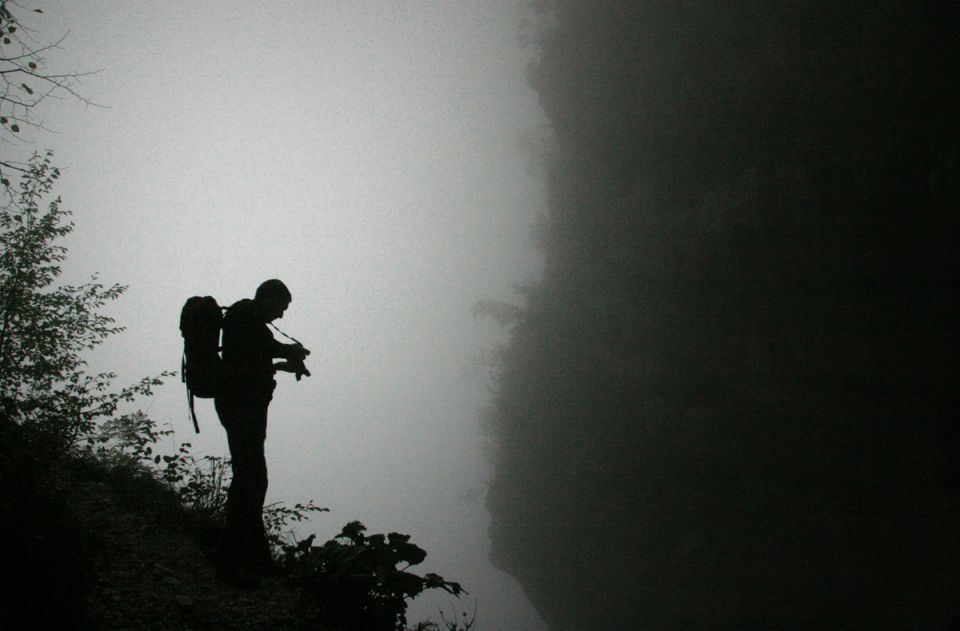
216 398 270 579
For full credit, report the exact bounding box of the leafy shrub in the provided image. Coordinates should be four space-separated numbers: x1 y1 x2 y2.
281 521 465 631
264 498 330 551
0 152 171 455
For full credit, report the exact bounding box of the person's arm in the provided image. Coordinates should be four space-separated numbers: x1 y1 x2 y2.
271 339 310 361
273 344 311 380
269 338 289 359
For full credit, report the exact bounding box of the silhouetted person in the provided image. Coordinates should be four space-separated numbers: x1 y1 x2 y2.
215 279 310 587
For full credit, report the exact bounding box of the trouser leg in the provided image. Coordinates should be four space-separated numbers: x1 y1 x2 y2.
217 397 271 570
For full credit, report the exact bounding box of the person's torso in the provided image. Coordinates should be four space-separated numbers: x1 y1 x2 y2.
219 299 276 393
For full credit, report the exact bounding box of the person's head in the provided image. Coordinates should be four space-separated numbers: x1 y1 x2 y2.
254 279 292 322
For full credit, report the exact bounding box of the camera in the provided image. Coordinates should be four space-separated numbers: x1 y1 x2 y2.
275 343 311 381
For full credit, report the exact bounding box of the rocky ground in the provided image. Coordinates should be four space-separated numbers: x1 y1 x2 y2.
2 419 462 631
0 442 326 631
67 471 311 631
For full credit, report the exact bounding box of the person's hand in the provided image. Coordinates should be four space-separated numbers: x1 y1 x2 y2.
274 361 311 380
285 343 311 362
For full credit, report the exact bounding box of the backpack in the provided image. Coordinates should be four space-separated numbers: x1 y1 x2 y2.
179 296 224 433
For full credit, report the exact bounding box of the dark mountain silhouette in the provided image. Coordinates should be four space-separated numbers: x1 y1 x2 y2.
485 2 960 629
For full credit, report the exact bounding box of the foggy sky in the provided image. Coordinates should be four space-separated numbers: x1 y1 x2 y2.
29 2 547 628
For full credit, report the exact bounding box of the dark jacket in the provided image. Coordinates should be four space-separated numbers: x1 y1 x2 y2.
218 299 284 401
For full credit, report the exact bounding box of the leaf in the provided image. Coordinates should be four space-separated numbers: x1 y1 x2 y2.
339 521 366 544
394 541 427 566
389 570 425 597
424 573 465 596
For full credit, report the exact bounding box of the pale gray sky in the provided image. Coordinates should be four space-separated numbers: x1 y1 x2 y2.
26 1 548 628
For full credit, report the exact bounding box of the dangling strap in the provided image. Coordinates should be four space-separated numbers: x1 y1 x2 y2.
183 352 201 434
188 391 200 434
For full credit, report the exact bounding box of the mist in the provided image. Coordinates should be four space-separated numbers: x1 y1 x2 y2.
24 1 960 629
35 1 548 629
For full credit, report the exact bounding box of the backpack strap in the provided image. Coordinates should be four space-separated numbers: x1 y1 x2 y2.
183 351 200 434
188 391 200 434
